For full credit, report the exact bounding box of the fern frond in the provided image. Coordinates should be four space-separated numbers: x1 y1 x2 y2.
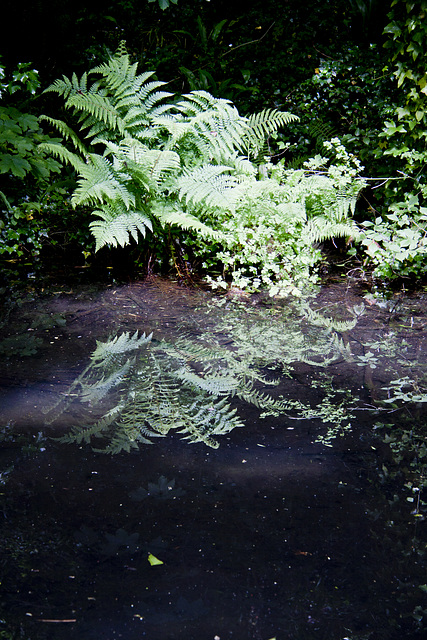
309 120 337 152
153 115 194 146
39 116 88 156
98 432 141 454
80 361 132 403
71 154 134 208
247 109 299 139
90 55 140 95
307 220 360 244
175 92 248 161
137 148 181 188
44 72 88 99
177 368 239 395
89 206 152 251
177 397 244 446
161 337 226 362
300 305 357 333
177 165 240 210
243 109 299 157
68 93 125 135
176 90 231 115
152 202 222 239
138 81 173 109
92 331 152 366
37 142 86 173
57 404 124 445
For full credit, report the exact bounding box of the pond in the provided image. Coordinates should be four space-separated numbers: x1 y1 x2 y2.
0 277 426 640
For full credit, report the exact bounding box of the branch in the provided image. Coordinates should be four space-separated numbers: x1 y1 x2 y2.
220 22 276 58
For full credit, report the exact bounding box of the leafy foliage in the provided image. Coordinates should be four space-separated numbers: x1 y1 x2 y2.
202 138 365 297
380 0 427 185
0 61 66 260
290 44 395 173
360 196 427 279
148 0 178 11
42 50 366 296
357 1 427 281
42 51 296 255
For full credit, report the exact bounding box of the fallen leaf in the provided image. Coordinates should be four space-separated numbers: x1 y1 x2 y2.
148 552 164 566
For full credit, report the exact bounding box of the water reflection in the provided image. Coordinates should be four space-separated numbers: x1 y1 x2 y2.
44 298 363 453
1 280 427 639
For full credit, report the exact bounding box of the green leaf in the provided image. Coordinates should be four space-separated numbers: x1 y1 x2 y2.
148 552 164 565
0 154 32 177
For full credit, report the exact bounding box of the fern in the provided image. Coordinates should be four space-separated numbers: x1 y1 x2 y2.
41 49 366 296
91 331 152 366
37 142 86 173
152 201 222 239
39 116 88 156
72 154 134 208
307 220 360 244
45 71 89 100
244 109 299 158
89 207 152 251
177 165 240 210
308 120 338 153
80 361 133 404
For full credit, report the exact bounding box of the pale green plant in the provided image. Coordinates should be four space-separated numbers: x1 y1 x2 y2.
40 49 366 297
203 138 366 297
360 194 427 279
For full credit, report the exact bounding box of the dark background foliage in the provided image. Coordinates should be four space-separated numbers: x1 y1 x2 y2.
2 1 388 97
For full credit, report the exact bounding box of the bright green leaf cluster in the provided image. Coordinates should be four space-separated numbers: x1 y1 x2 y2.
42 50 367 296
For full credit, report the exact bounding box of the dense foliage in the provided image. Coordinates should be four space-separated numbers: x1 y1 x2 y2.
1 0 427 291
39 51 367 296
360 0 427 281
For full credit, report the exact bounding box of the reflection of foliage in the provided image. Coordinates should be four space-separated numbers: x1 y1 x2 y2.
0 312 66 357
375 420 427 523
74 523 167 559
100 528 140 556
0 333 43 357
382 377 427 406
45 299 362 452
129 475 186 500
46 330 246 452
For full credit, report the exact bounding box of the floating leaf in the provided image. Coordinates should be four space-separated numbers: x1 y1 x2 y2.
148 552 164 566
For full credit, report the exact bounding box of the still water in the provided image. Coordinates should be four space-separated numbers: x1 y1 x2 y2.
0 278 426 639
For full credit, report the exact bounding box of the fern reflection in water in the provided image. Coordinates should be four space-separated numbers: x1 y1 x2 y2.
45 299 362 453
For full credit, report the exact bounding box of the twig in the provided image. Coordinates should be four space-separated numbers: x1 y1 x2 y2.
220 22 276 58
37 619 77 623
313 46 336 60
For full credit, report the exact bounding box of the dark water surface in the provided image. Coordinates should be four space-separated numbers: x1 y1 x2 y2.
1 278 426 640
